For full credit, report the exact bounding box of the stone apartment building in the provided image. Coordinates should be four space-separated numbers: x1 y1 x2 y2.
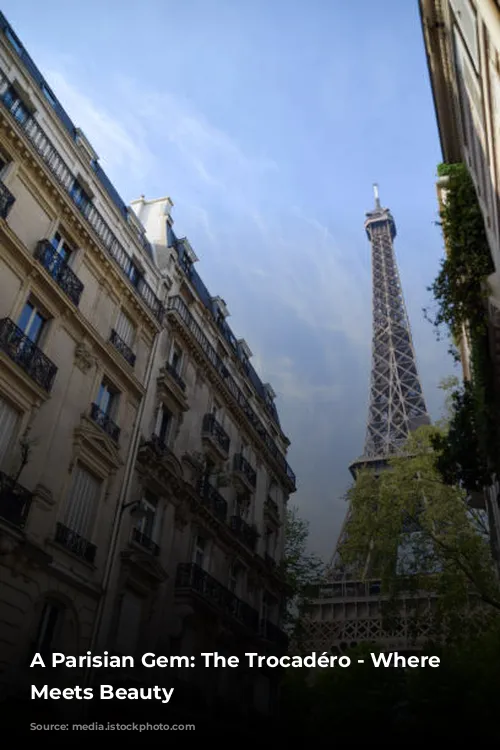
0 12 294 719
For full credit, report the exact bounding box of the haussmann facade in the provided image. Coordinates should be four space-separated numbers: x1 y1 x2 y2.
0 11 295 726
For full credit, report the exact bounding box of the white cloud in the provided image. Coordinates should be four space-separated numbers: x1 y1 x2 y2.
44 69 155 183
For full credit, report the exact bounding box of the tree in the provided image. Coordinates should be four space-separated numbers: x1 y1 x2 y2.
282 505 325 644
339 425 500 636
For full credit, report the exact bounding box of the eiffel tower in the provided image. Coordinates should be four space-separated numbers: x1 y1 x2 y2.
300 188 433 653
332 185 430 570
352 184 429 474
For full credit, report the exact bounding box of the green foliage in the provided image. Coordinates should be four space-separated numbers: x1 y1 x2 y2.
282 506 325 643
339 426 500 627
432 379 491 491
426 162 500 483
279 627 500 739
427 162 493 342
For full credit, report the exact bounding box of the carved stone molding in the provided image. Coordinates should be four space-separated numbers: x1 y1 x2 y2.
74 342 95 373
33 483 55 511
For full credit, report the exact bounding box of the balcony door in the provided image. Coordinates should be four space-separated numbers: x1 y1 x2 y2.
17 300 46 345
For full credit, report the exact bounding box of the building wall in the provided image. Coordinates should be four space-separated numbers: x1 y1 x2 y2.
97 199 293 713
421 0 500 282
0 22 163 697
0 13 294 718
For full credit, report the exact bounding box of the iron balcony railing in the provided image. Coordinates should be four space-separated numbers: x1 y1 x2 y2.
55 522 96 564
176 563 259 632
197 479 228 522
0 69 164 322
131 527 160 557
167 296 296 490
201 413 230 454
0 317 57 392
109 329 136 367
164 361 186 392
0 179 15 218
90 402 120 443
0 470 33 528
233 453 257 488
229 515 258 551
34 240 84 306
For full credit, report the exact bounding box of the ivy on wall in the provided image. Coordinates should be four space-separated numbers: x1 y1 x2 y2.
428 163 500 487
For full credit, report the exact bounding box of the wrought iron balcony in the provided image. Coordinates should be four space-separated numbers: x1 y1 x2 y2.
109 329 136 367
0 68 164 323
197 479 228 522
229 515 258 551
260 618 288 649
233 453 257 489
131 527 160 556
34 240 84 306
90 403 120 442
0 470 32 528
201 413 230 455
55 522 96 564
0 179 15 219
164 361 186 391
176 563 259 632
167 295 296 491
0 317 57 392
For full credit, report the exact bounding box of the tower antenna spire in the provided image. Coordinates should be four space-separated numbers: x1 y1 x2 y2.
373 183 381 209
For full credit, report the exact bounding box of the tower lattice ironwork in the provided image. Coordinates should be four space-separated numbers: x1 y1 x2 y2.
302 188 433 652
350 184 429 477
331 185 430 571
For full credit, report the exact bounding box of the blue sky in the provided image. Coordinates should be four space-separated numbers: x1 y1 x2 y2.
2 0 457 558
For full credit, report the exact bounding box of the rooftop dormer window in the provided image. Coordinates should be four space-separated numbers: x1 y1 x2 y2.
41 84 57 109
5 28 22 54
70 179 91 214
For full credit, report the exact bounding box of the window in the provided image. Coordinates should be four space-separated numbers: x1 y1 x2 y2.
50 232 72 264
234 492 250 518
127 260 142 288
115 309 135 347
155 404 172 445
136 491 159 541
170 344 182 373
70 180 91 213
193 535 206 568
228 564 239 594
17 300 47 345
64 464 101 540
3 85 30 126
264 528 275 556
34 601 64 658
115 590 143 655
211 399 222 419
96 379 119 419
0 396 20 467
5 28 23 54
41 84 57 108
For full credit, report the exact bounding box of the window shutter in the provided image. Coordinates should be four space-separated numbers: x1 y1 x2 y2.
64 465 101 538
0 397 20 467
115 310 135 346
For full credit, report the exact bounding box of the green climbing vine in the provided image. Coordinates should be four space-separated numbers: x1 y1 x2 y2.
427 163 500 486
